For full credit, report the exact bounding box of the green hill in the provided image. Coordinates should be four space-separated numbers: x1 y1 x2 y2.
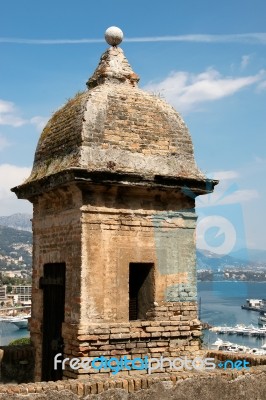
0 225 32 270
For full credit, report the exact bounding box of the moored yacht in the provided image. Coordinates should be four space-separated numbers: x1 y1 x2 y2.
0 314 30 329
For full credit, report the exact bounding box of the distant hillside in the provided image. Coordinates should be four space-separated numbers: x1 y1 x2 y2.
0 225 32 269
231 248 266 264
0 213 266 276
0 213 32 232
196 249 251 270
197 248 266 270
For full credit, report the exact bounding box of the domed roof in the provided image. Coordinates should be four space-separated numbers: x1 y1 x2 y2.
14 36 216 197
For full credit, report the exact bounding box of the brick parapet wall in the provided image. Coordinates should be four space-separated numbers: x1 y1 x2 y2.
206 350 266 367
0 368 266 396
145 301 198 320
61 302 201 379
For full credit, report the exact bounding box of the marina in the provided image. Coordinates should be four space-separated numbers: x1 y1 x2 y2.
210 338 266 355
210 323 266 337
199 281 266 352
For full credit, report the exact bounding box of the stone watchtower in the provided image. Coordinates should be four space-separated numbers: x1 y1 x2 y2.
12 27 217 381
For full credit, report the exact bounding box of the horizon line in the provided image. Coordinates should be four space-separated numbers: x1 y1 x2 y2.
0 33 266 45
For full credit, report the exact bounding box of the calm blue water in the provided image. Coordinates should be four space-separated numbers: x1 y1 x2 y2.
198 281 266 349
1 282 266 347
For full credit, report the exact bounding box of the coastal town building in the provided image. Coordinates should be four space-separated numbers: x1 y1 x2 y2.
0 286 6 302
11 285 32 305
12 27 217 381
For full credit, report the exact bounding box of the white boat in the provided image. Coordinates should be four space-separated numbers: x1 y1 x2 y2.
9 317 29 329
210 338 224 350
210 339 250 353
258 313 266 325
219 327 232 334
248 348 266 356
210 339 234 351
0 315 30 329
236 345 250 353
233 324 246 335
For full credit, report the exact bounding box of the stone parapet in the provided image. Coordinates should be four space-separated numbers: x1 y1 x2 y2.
0 367 266 398
60 303 201 379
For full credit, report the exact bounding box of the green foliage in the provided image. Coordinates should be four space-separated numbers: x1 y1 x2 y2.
0 276 31 287
8 337 30 346
6 285 12 293
0 225 32 272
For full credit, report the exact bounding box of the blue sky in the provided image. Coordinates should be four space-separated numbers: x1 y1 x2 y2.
0 0 266 252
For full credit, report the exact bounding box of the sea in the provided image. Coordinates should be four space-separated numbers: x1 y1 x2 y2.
0 281 266 348
0 320 30 346
198 281 266 349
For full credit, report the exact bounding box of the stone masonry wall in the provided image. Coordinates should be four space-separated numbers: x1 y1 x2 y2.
30 183 199 380
1 368 266 399
80 185 197 323
31 185 83 381
62 302 201 379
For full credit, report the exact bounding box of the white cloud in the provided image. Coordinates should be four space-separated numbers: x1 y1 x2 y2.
1 33 266 45
240 55 251 70
125 33 266 45
30 116 48 131
215 189 259 205
0 164 32 216
143 68 263 113
208 170 239 180
0 99 26 127
257 80 266 91
197 184 259 208
254 156 266 164
0 134 11 151
0 99 47 131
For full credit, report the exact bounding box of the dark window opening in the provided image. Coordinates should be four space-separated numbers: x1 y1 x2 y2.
129 262 154 320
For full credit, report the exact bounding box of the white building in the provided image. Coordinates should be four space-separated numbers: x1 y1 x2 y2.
0 286 7 302
11 285 32 304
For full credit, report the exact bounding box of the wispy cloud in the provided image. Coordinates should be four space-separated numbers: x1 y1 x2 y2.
197 185 259 208
0 164 32 215
0 33 266 45
214 189 259 205
0 99 26 127
0 38 104 45
0 164 31 194
0 99 47 131
126 33 266 45
257 80 266 91
144 68 264 113
30 116 49 131
0 134 11 151
240 54 251 70
209 170 239 180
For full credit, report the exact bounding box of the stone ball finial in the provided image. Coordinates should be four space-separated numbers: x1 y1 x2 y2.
105 26 123 46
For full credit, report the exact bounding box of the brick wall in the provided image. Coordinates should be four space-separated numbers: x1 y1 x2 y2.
62 302 201 379
0 368 266 398
29 183 200 380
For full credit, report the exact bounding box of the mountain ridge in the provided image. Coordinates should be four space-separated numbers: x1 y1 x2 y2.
0 214 266 270
0 213 32 232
